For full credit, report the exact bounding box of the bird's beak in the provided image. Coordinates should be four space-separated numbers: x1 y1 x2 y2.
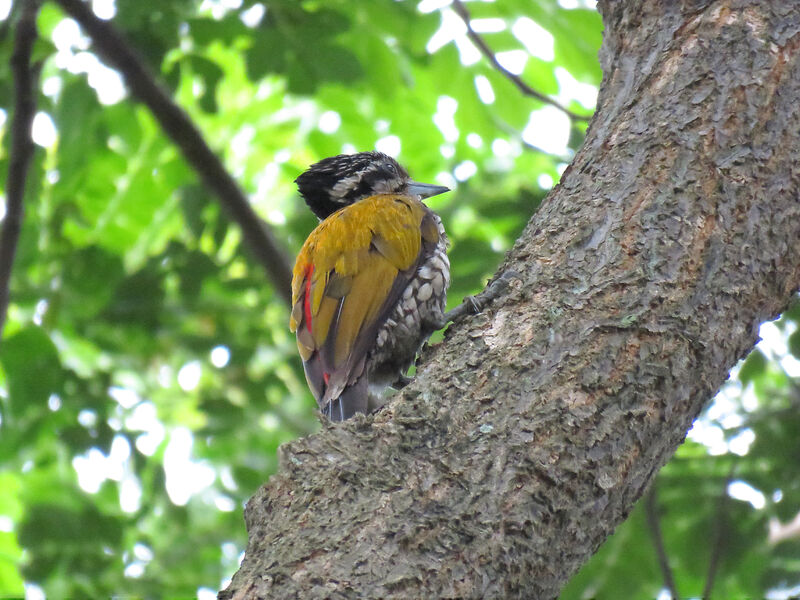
407 181 450 199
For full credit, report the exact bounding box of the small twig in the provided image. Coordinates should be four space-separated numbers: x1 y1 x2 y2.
723 403 799 435
451 0 592 123
0 0 42 339
703 468 734 599
53 0 294 305
645 485 680 600
490 113 575 163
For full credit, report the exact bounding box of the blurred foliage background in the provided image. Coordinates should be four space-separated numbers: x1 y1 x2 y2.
0 0 798 597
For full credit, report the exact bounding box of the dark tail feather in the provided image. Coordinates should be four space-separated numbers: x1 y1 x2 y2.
324 377 369 421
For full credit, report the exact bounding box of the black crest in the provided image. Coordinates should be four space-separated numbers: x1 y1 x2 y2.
295 152 410 219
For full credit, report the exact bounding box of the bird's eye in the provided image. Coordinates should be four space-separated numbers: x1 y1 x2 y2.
386 163 398 175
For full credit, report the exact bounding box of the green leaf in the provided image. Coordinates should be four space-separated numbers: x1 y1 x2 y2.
788 328 800 359
0 327 62 417
738 349 767 384
103 266 165 329
60 246 125 320
31 38 57 64
19 501 123 586
36 2 65 39
188 15 247 45
187 55 225 113
0 530 24 595
244 29 290 80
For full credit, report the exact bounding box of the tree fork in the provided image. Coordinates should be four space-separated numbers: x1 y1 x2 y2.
221 2 800 598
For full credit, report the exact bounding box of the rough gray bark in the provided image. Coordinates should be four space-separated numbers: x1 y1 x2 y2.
220 1 800 598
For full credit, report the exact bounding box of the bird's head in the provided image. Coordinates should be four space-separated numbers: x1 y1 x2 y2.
295 151 449 219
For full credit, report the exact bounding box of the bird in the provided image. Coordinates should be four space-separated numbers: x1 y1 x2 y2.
290 151 450 421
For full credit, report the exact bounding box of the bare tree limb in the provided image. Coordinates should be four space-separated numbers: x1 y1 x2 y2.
645 485 680 600
451 0 592 123
0 0 42 339
52 0 294 305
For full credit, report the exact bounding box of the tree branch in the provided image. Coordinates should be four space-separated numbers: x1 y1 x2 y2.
645 485 679 600
0 0 41 339
702 471 733 599
52 0 294 305
451 0 592 123
222 2 800 598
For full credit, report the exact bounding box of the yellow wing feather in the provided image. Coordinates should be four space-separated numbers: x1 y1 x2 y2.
290 193 431 403
332 255 396 368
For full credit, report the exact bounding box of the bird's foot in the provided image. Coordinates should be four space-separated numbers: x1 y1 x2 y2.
443 269 521 324
391 374 414 390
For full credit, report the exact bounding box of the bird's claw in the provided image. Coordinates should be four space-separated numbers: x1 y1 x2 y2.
482 269 521 302
392 374 414 390
456 295 482 315
443 269 521 324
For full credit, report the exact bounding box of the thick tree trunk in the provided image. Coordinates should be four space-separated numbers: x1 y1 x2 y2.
220 2 800 598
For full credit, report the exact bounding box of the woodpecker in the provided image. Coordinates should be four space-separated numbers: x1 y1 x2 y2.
290 151 450 421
